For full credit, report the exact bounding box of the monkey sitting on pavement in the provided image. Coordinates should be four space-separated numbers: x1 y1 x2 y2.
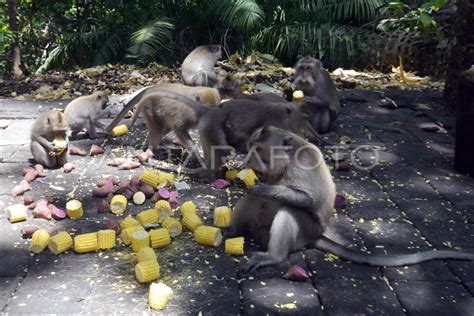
224 126 474 272
30 110 69 168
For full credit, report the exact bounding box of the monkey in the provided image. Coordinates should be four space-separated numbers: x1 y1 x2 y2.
105 83 221 134
237 92 288 103
64 91 110 139
224 126 474 272
217 74 241 99
294 56 341 134
30 110 69 169
181 45 222 87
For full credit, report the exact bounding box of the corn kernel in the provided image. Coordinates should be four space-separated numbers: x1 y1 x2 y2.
154 200 171 222
194 226 222 247
158 173 174 186
120 226 145 246
30 229 50 253
149 228 171 249
66 199 83 219
148 283 173 311
111 124 129 137
74 232 98 253
237 169 258 187
180 201 196 217
48 231 73 255
135 260 160 283
120 216 142 230
213 206 231 227
131 230 150 252
140 170 160 188
225 237 245 256
162 217 182 237
182 213 203 232
6 204 27 223
137 247 157 263
98 229 116 250
225 169 239 181
137 209 159 226
110 195 127 215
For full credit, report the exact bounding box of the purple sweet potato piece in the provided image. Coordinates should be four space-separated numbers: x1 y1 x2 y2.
49 204 67 220
97 199 110 214
21 225 40 239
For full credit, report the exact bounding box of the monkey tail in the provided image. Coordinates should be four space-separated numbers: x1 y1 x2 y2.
314 236 474 267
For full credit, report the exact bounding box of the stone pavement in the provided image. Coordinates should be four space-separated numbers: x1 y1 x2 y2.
1 90 473 315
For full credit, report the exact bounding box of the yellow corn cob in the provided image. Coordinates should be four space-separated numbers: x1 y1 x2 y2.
48 231 73 255
213 206 231 227
180 201 196 217
225 237 245 256
6 204 27 223
149 228 171 249
182 213 203 232
137 209 159 226
137 247 157 263
140 170 160 188
158 173 174 186
74 232 98 253
148 283 173 311
155 200 172 222
110 195 127 215
131 230 150 252
225 169 239 181
66 199 83 219
194 226 223 247
237 169 258 187
111 124 129 137
120 226 145 246
97 229 116 250
292 90 305 100
120 216 142 230
52 137 68 155
162 217 182 237
30 229 50 253
135 260 160 283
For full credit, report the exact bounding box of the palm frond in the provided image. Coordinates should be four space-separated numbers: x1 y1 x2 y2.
208 0 264 33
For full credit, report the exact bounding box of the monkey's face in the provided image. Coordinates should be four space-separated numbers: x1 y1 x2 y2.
95 92 110 110
294 57 322 95
47 110 68 137
212 45 223 60
247 126 293 179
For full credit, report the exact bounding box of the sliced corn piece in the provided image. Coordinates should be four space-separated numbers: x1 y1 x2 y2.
237 169 258 187
180 201 196 217
225 169 239 181
149 228 171 249
111 124 129 137
140 170 160 189
162 217 182 237
7 204 27 223
225 237 245 256
30 229 50 253
120 225 145 246
74 232 98 253
131 230 150 252
120 216 142 230
110 194 127 215
158 173 174 186
97 229 116 250
66 199 83 219
213 206 231 227
182 213 203 232
148 283 173 311
137 247 157 263
48 231 73 255
194 226 222 247
292 90 305 100
137 208 159 226
135 259 160 283
154 200 171 222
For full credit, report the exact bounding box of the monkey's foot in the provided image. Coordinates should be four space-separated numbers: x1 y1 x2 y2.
241 252 279 273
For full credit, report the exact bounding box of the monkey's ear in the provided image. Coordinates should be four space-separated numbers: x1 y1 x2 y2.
282 135 293 150
314 59 323 71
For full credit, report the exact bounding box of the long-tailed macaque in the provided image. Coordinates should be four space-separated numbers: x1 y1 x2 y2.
182 45 222 87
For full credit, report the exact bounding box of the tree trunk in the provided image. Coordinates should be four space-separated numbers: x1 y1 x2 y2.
454 66 474 175
7 0 24 79
444 0 474 108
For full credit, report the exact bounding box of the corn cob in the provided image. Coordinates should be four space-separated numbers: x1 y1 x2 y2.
74 232 98 253
120 216 142 230
110 194 127 215
182 213 203 232
149 228 171 249
137 209 159 226
213 206 231 227
180 201 196 217
6 204 27 223
137 247 157 263
111 124 129 137
225 169 239 181
48 231 73 255
148 283 173 311
66 199 83 219
237 169 258 187
97 229 116 250
30 229 50 253
292 90 305 100
52 137 68 155
194 226 223 247
140 170 160 188
131 230 150 252
135 260 160 283
120 225 145 246
155 200 172 222
162 217 182 237
158 173 174 186
225 237 245 256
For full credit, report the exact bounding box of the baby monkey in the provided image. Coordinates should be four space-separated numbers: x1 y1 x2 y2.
30 110 69 168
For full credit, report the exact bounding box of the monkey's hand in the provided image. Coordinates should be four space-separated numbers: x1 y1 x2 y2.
241 252 281 273
249 184 313 209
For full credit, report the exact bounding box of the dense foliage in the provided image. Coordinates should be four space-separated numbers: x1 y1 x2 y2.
0 0 452 76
